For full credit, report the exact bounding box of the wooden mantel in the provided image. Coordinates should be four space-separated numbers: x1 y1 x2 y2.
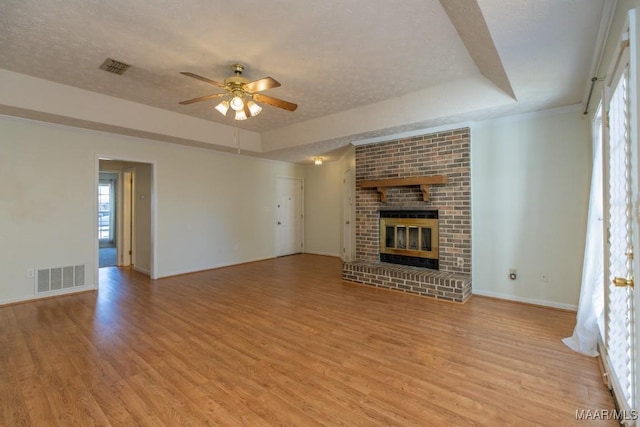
358 176 448 202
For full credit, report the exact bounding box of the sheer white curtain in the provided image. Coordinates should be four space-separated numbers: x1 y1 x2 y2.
563 110 604 357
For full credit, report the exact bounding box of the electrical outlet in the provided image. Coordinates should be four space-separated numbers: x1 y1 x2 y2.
456 257 464 268
539 272 548 283
26 268 35 278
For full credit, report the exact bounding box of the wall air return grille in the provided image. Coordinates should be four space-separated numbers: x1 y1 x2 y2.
36 265 86 294
99 58 131 75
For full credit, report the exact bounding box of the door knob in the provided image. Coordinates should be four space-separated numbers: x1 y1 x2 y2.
613 277 635 287
277 221 281 225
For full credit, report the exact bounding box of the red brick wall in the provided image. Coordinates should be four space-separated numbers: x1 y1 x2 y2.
355 128 471 274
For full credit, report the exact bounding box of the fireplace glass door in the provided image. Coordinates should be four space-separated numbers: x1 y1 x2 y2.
380 218 438 260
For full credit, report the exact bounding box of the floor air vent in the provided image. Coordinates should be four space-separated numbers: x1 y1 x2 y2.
37 265 85 294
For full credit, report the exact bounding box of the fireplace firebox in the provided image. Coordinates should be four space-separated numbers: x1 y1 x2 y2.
379 210 439 269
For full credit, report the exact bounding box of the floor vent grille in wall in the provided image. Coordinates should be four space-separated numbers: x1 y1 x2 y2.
37 265 85 294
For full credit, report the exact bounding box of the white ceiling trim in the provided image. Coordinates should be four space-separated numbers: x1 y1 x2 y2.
471 103 583 128
353 104 584 147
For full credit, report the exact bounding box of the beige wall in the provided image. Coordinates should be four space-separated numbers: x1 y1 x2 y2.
125 162 152 274
304 160 343 257
302 146 355 259
472 107 590 309
0 116 303 304
0 104 593 308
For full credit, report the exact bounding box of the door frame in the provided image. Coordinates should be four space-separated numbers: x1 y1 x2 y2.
600 9 639 418
630 8 640 412
98 171 119 248
120 169 134 267
94 155 158 285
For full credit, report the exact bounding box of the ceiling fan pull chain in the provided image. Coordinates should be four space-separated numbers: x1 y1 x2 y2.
235 127 240 154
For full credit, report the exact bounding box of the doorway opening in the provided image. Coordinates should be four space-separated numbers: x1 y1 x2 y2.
97 158 156 281
98 172 118 267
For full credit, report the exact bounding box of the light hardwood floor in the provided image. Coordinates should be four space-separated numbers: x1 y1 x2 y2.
0 254 616 426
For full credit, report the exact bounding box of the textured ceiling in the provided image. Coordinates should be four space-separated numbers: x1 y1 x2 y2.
0 0 607 163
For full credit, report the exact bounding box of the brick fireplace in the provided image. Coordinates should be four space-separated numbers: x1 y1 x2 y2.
342 128 472 302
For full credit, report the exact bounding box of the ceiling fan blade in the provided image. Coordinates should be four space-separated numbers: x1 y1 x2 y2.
253 93 297 111
180 72 226 88
243 77 281 93
179 93 227 105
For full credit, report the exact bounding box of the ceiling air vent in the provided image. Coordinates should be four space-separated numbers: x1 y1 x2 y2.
99 58 131 75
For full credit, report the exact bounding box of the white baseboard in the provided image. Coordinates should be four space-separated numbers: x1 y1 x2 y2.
0 284 96 307
133 265 151 276
303 251 341 258
472 289 577 311
158 257 272 279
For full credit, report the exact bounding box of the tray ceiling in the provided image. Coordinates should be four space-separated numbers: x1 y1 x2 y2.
0 0 607 162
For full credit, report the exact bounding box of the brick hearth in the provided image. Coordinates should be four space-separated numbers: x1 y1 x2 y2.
342 128 472 302
343 261 472 301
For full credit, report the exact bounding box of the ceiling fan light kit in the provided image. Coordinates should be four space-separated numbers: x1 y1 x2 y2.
230 95 244 111
214 100 230 115
179 63 297 121
235 109 248 121
247 101 262 116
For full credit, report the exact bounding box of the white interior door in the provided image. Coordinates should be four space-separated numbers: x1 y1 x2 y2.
276 177 303 257
603 11 637 417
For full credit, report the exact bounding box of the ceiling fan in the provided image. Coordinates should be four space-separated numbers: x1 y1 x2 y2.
179 63 297 120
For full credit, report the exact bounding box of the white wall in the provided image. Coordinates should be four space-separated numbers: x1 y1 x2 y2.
303 160 343 257
128 162 152 274
303 146 356 259
472 107 591 309
0 116 303 304
0 103 592 308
